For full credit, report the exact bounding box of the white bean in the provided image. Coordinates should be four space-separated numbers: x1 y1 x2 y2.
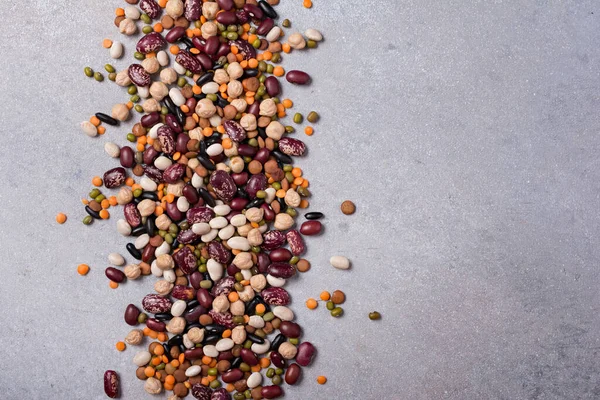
174 62 186 75
155 241 171 257
202 82 219 94
201 229 219 243
251 339 270 355
241 269 252 281
116 219 131 236
273 306 294 321
264 188 276 203
305 28 323 41
137 85 150 99
248 315 265 329
247 372 262 389
124 5 140 19
330 256 350 270
171 300 187 317
157 50 169 66
154 155 172 170
109 41 124 59
227 236 250 251
209 216 228 229
202 345 218 358
218 224 235 240
192 222 211 235
267 274 285 287
177 196 190 213
213 204 231 216
140 176 158 191
169 87 186 106
134 234 150 249
108 253 125 266
133 351 152 366
191 173 204 188
81 121 97 137
215 338 234 352
148 123 163 139
151 261 163 277
207 259 223 281
104 142 120 158
163 269 176 283
266 26 281 42
230 214 247 227
206 143 224 157
185 365 202 377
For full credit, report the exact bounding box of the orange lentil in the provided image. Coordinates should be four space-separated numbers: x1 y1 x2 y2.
125 177 135 186
282 99 293 108
251 222 259 229
305 126 314 136
262 51 273 61
152 357 162 366
115 8 125 16
201 377 210 386
90 116 101 126
306 298 318 309
190 47 200 54
181 104 190 113
255 304 266 314
136 143 145 151
164 383 174 391
55 213 67 224
77 264 90 275
209 359 218 368
299 199 309 208
178 353 185 364
230 45 239 55
81 198 89 205
158 0 168 7
293 177 304 186
116 341 126 351
154 206 164 216
228 292 239 302
102 38 113 48
222 138 233 149
109 281 119 289
155 372 162 380
97 125 106 135
259 358 271 368
276 189 286 198
243 314 250 323
154 345 165 356
146 52 156 58
201 356 212 365
144 366 155 377
158 333 168 342
236 53 244 62
165 193 175 203
248 34 258 44
147 137 154 145
273 66 285 77
317 376 327 385
282 43 291 53
222 329 232 338
226 384 235 393
173 152 181 161
92 176 103 187
240 60 249 69
320 291 331 301
126 101 134 109
303 0 313 8
216 125 226 134
101 199 110 209
192 85 202 94
148 330 158 339
243 23 251 32
165 375 176 385
170 360 180 368
291 167 302 177
251 365 261 373
301 179 310 188
170 45 180 55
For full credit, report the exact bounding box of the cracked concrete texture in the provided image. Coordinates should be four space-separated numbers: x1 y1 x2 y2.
1 0 600 399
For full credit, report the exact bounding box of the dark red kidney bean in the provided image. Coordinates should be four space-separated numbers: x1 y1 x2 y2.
142 294 173 313
228 39 256 60
216 43 231 58
184 305 206 323
254 148 271 164
221 368 243 383
204 36 221 55
216 10 237 25
286 230 305 256
104 370 119 398
226 264 240 276
187 207 215 224
261 385 283 399
197 288 214 309
269 248 292 262
143 146 159 165
128 64 151 86
146 318 166 332
247 101 259 116
295 342 315 366
262 230 286 251
264 76 280 97
284 363 301 385
141 244 156 263
119 145 134 168
299 220 322 236
222 120 247 142
184 347 205 360
163 163 185 184
176 51 203 74
165 26 186 43
278 137 306 156
104 267 126 283
246 174 267 198
183 184 199 205
257 252 271 273
240 348 259 366
184 0 202 20
256 18 274 36
176 133 190 154
124 304 141 326
269 351 285 368
185 97 197 113
279 321 302 338
166 201 183 221
141 111 160 127
243 3 263 19
217 0 233 10
165 113 183 133
286 70 311 85
192 36 205 51
232 172 248 186
230 197 249 211
103 167 126 188
237 144 257 157
196 53 213 71
267 262 296 279
139 0 160 19
218 351 233 361
177 228 200 245
189 271 203 289
210 170 237 202
261 203 275 221
124 203 142 227
136 31 166 53
261 287 290 306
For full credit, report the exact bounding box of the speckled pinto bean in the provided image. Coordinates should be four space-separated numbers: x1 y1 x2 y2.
104 370 119 398
278 137 306 156
142 293 173 313
184 0 202 21
103 167 126 188
123 203 142 227
172 246 197 274
286 230 305 255
136 32 166 53
261 287 291 306
222 120 247 142
210 170 237 202
128 64 151 86
139 0 160 19
175 51 203 74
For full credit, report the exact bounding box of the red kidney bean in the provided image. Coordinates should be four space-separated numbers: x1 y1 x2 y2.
261 385 283 399
172 285 196 300
284 363 302 385
196 52 213 71
176 51 203 74
260 203 275 221
143 146 159 165
165 26 186 43
295 342 315 366
182 184 199 205
262 230 286 250
208 241 232 264
142 293 173 313
222 368 244 383
197 288 214 309
184 0 202 20
245 174 267 198
267 262 295 279
141 244 155 263
238 143 257 157
184 305 206 323
277 137 306 156
204 36 221 55
177 228 200 244
257 252 271 273
279 321 301 338
243 3 263 19
286 70 311 85
216 42 231 58
165 113 183 133
223 120 247 142
240 348 259 366
189 271 203 289
104 370 119 398
176 133 190 153
124 203 142 227
269 248 292 262
103 167 126 188
269 351 285 368
264 76 280 97
210 170 237 202
261 287 290 306
136 32 166 53
299 220 322 236
185 97 197 113
104 267 126 283
216 10 238 25
247 101 260 116
232 172 249 186
163 163 185 184
256 18 274 36
141 111 160 127
119 145 135 168
166 201 183 221
128 64 151 86
254 148 271 164
146 318 166 332
217 0 233 10
230 197 249 211
139 0 160 19
184 347 204 360
124 304 141 326
286 230 305 255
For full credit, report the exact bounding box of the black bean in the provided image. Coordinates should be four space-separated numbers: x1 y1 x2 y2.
243 68 259 78
198 156 216 171
245 198 264 209
141 191 159 201
230 357 242 369
126 243 142 260
247 333 265 344
85 206 101 219
257 127 267 139
236 187 249 199
196 72 214 87
187 299 199 309
95 112 119 126
277 197 287 212
155 312 173 321
168 335 183 347
163 96 177 114
185 322 203 333
258 1 277 18
172 239 180 248
198 187 216 207
175 107 185 126
272 151 292 164
270 334 286 352
145 215 156 236
216 94 228 108
193 93 207 101
202 333 221 344
131 225 148 236
182 37 194 48
204 324 226 334
304 212 324 220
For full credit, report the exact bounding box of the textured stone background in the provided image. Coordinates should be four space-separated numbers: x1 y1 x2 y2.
1 0 600 399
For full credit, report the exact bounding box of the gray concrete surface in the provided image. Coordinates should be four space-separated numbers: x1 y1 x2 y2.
1 0 600 399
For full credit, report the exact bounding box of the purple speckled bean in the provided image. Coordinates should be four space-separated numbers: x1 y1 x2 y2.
228 40 256 60
104 370 119 399
267 262 296 279
163 163 185 184
140 0 161 19
103 167 126 188
209 309 235 328
277 137 306 156
209 170 237 202
124 203 142 227
187 207 215 224
136 32 166 53
142 294 173 313
295 342 315 366
286 230 305 255
191 384 212 400
105 267 126 283
184 0 202 21
176 51 203 74
222 120 247 142
157 125 176 155
211 388 231 400
261 230 286 251
128 64 151 87
261 287 290 306
144 165 163 183
177 228 200 244
173 245 198 274
171 285 196 300
235 9 249 24
208 241 231 264
211 276 235 297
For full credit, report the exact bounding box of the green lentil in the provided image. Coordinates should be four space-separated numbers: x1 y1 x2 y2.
209 380 221 389
244 390 252 399
251 246 261 253
234 393 245 400
140 13 151 24
142 25 153 34
198 263 207 273
266 368 275 378
177 77 187 87
263 312 275 322
161 106 169 115
89 189 101 198
285 125 295 133
326 301 335 310
283 165 293 172
290 256 299 265
95 194 106 202
137 313 148 324
258 61 267 72
156 363 165 370
252 38 261 48
266 64 274 74
271 53 281 63
84 67 93 77
307 111 319 123
369 311 382 320
272 182 281 190
93 72 104 82
104 64 115 73
293 113 303 124
234 282 244 292
286 208 297 217
133 189 143 198
297 187 311 197
127 133 136 142
256 190 267 199
134 105 144 113
226 32 239 40
331 307 344 317
207 93 217 102
248 138 258 147
235 272 244 282
285 172 294 182
254 329 266 338
233 316 245 325
307 40 318 49
240 362 251 372
185 70 193 77
109 72 117 81
164 234 174 245
259 75 266 84
271 375 282 385
256 85 266 97
207 368 218 376
275 368 284 376
200 280 213 289
130 94 140 103
282 19 291 28
127 85 138 95
83 215 93 225
288 338 299 345
134 51 145 60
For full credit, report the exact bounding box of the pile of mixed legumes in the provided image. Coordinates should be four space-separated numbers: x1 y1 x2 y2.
70 0 367 398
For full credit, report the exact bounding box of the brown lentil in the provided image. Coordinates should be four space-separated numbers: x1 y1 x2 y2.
341 200 356 215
